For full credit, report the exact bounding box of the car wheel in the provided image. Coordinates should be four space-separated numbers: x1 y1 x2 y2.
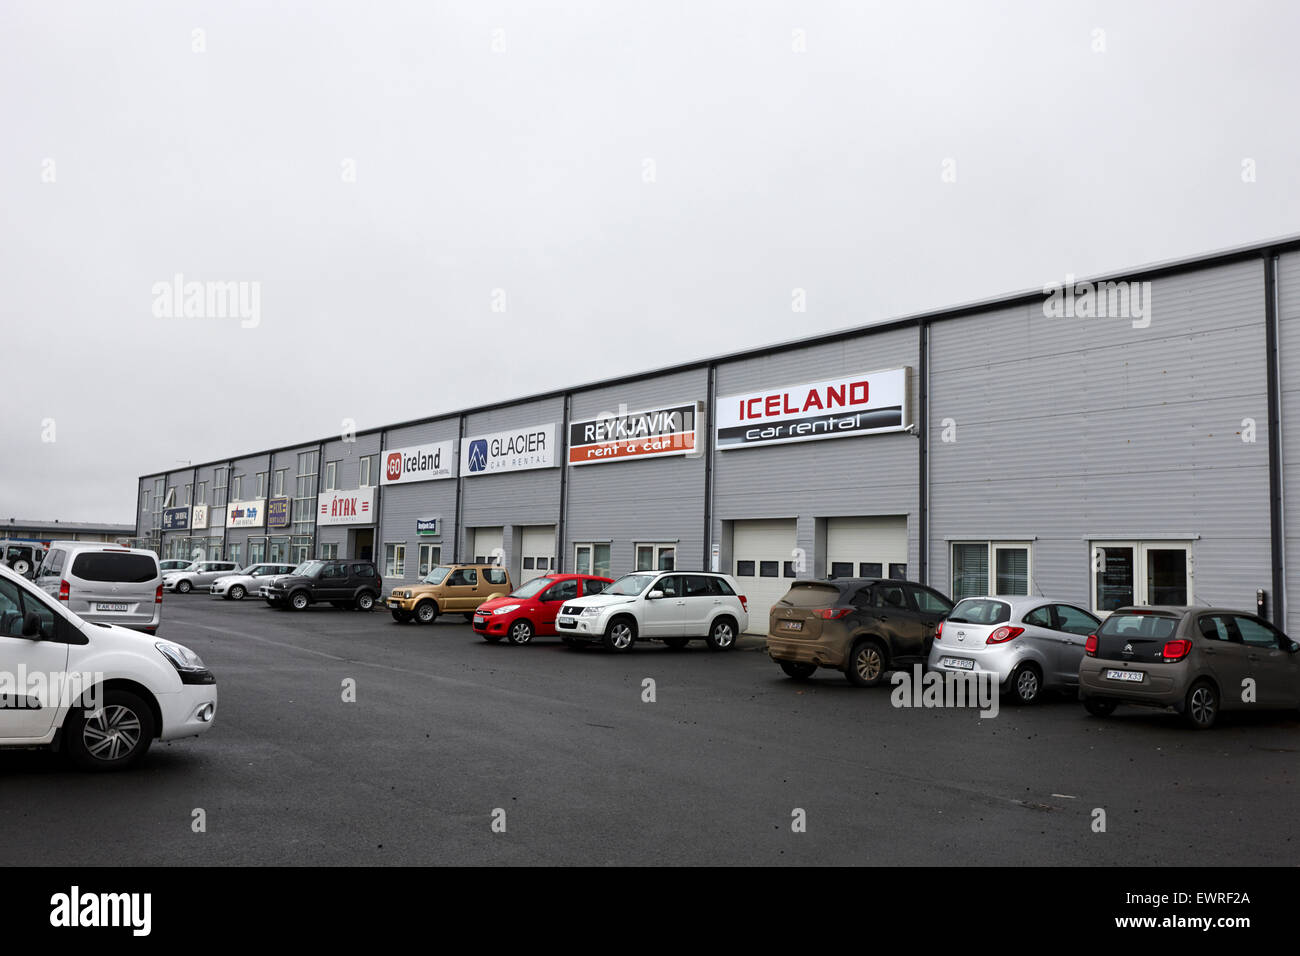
1185 680 1219 730
356 592 375 611
415 601 438 624
508 620 534 645
177 580 192 594
663 636 690 650
229 584 246 601
779 661 817 681
65 689 156 772
1084 698 1117 718
844 639 887 687
11 558 30 576
1009 664 1043 705
391 610 411 623
705 618 738 651
603 618 636 653
290 591 309 611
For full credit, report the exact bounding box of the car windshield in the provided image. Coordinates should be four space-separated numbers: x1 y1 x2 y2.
605 573 656 597
948 599 1011 625
1098 612 1179 640
422 566 451 585
509 578 552 599
296 561 325 578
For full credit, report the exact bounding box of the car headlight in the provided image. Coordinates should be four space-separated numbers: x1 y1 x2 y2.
493 604 520 615
581 606 602 617
156 641 208 673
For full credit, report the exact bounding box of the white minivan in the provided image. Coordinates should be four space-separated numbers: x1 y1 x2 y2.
35 541 163 634
0 564 217 771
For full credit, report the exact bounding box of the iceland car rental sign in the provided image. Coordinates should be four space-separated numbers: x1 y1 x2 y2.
716 368 911 450
381 440 457 485
460 424 555 475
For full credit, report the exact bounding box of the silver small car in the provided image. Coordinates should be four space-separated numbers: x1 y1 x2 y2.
928 596 1100 704
163 560 239 594
33 540 163 634
210 563 296 601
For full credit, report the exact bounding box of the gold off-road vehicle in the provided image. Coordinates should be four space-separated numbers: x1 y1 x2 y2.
387 563 513 624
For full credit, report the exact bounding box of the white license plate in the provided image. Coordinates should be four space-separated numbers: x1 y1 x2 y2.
474 615 487 623
942 657 975 670
1106 669 1144 683
782 620 803 631
95 602 129 612
388 600 401 608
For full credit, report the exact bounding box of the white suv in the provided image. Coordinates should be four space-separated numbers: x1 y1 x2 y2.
555 571 748 652
0 563 217 771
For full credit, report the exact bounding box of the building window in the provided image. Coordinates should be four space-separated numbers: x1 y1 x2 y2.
256 471 267 499
320 543 339 559
152 479 164 524
574 543 611 578
889 563 907 580
290 535 313 564
293 452 318 538
213 468 228 508
736 560 755 576
830 561 853 579
248 537 267 564
196 481 208 505
228 543 241 566
859 562 883 579
269 536 291 563
1091 541 1191 614
418 544 441 577
274 469 287 497
232 474 243 502
324 460 339 492
635 543 676 572
385 543 406 577
359 455 378 487
141 488 150 515
951 542 1030 600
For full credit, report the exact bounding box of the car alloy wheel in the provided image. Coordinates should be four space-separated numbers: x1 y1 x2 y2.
509 620 534 645
82 704 144 763
1012 665 1041 705
177 580 192 594
1186 681 1219 730
357 593 374 611
604 620 635 652
845 640 886 687
229 584 245 601
706 619 736 651
291 592 309 611
415 602 437 624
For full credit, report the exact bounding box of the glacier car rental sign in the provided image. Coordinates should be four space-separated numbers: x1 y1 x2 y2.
568 401 702 465
381 440 456 485
460 424 555 476
317 487 376 526
715 368 910 450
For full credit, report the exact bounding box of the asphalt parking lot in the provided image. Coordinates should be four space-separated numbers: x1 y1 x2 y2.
2 594 1298 866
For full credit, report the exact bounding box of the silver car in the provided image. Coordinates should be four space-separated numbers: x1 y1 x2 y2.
927 596 1101 704
33 540 163 634
210 563 296 601
163 560 240 594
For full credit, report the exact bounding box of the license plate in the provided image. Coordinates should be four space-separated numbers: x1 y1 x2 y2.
942 657 975 670
388 600 401 608
95 602 129 612
782 621 804 631
1106 669 1144 683
474 615 487 623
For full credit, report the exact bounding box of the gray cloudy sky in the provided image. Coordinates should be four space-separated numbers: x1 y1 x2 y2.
3 0 1299 522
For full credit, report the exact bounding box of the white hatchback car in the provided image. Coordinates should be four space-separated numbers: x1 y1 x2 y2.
0 564 217 771
555 570 748 652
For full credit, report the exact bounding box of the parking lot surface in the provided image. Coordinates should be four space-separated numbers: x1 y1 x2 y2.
2 595 1297 866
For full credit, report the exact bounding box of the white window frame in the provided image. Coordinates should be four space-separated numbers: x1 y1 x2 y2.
184 483 192 506
1090 540 1194 615
256 471 267 500
274 469 287 497
949 540 1032 599
320 542 339 559
574 542 611 577
232 474 243 502
164 487 176 508
635 542 676 572
196 481 208 505
213 467 228 508
385 542 407 578
324 460 339 492
418 543 441 577
360 455 377 487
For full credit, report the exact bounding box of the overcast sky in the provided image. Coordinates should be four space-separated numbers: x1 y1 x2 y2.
3 0 1299 523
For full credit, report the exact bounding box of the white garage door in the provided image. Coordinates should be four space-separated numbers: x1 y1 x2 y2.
732 518 797 634
471 527 503 565
519 525 556 582
826 516 908 581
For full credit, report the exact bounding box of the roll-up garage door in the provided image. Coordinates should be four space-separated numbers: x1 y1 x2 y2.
825 516 908 581
471 527 504 565
519 525 556 582
732 518 798 634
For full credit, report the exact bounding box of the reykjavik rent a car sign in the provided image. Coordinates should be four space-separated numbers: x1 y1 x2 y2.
716 368 910 450
568 402 703 465
381 440 457 485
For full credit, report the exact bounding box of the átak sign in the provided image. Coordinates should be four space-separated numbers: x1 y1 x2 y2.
316 488 376 526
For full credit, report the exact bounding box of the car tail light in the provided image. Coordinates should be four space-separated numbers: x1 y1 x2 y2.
935 620 944 641
816 608 852 620
1162 639 1192 662
986 626 1024 644
58 580 69 602
156 584 164 604
1085 634 1098 657
739 596 748 612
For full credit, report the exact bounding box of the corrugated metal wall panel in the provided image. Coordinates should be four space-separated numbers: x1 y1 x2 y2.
1277 252 1300 631
378 418 460 584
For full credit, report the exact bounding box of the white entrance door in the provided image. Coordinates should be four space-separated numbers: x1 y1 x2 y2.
825 516 908 581
519 526 556 582
732 519 797 634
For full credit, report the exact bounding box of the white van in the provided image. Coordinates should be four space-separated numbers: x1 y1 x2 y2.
0 563 217 770
35 542 163 635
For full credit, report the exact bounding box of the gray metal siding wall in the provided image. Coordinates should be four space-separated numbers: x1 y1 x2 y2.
316 433 380 555
928 260 1270 609
711 328 922 577
269 443 320 532
224 453 272 558
1277 252 1300 632
567 368 709 575
461 397 564 576
378 419 460 584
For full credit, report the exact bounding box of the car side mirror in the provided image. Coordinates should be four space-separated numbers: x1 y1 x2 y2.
1290 641 1300 653
648 590 664 600
22 611 44 640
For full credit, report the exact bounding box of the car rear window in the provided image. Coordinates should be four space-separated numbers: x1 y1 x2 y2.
1098 612 1179 640
70 552 157 583
948 599 1010 625
779 583 843 607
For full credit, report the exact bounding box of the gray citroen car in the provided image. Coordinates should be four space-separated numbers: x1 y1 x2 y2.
1078 606 1300 729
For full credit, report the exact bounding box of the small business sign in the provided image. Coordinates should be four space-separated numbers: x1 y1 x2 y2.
716 368 910 450
416 517 440 536
381 440 457 485
461 423 555 476
267 497 292 528
190 504 209 530
161 507 190 531
568 402 702 466
317 487 376 526
226 499 267 528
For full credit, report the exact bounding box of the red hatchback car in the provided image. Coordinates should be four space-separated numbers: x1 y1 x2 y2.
474 573 614 645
